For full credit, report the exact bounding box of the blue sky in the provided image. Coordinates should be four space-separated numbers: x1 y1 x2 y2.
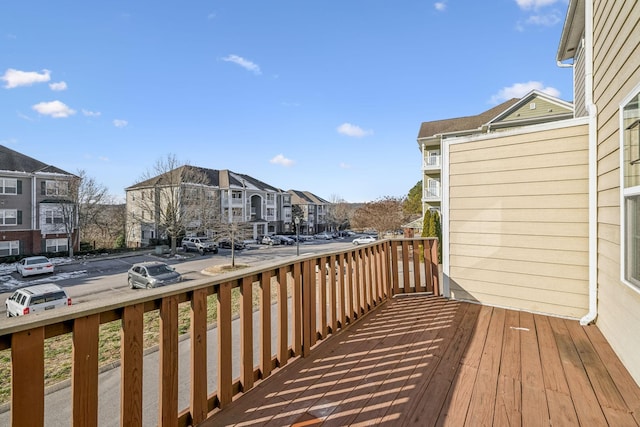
1 0 572 203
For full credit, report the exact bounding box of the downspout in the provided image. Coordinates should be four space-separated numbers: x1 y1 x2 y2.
581 0 598 326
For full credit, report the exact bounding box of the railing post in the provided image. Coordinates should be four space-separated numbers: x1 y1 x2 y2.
293 262 303 355
260 272 272 377
159 295 179 427
277 267 289 367
240 276 254 391
121 304 144 427
190 288 208 424
11 327 45 427
301 260 312 357
72 314 100 426
218 282 233 407
431 238 440 296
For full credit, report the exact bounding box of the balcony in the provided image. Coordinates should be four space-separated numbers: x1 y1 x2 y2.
1 238 639 426
422 154 441 170
423 188 441 202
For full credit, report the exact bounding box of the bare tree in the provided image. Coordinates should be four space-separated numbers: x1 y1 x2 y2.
351 196 409 237
129 154 219 255
213 219 252 267
326 194 354 232
49 170 110 257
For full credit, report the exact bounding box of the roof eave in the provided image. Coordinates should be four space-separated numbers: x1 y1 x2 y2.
557 0 585 62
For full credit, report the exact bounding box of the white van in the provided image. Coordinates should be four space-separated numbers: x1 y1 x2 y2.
5 283 72 317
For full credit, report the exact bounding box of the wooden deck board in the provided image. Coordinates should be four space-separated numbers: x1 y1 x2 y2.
204 296 640 427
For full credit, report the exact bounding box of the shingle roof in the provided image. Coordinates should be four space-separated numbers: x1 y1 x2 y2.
126 166 283 193
288 190 329 204
0 144 73 175
417 98 520 139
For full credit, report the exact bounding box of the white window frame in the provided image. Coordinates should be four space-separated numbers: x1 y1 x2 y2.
0 178 17 195
0 240 19 256
44 208 64 225
45 180 69 196
0 209 17 226
620 81 640 292
46 238 68 253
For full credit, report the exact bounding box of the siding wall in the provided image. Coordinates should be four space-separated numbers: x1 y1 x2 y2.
574 39 588 118
447 121 590 318
593 0 640 384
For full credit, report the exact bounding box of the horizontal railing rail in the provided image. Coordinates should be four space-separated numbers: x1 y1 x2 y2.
0 237 439 427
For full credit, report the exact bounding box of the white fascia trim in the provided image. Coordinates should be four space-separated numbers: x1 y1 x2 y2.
441 138 450 298
445 116 589 146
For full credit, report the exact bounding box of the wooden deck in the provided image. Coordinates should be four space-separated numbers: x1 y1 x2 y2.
205 295 640 426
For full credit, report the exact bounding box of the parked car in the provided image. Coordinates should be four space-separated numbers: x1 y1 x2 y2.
261 235 281 246
16 256 54 277
127 261 183 289
5 283 71 317
314 232 333 240
352 235 377 245
218 239 246 250
275 235 294 245
181 236 218 254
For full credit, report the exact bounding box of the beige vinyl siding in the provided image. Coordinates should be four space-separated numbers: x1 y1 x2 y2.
574 41 587 117
499 98 571 122
593 0 640 384
448 122 589 318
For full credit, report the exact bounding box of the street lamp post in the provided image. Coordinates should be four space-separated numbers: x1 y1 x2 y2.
294 216 300 256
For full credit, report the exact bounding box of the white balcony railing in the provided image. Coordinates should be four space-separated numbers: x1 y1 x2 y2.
423 188 441 201
422 154 441 170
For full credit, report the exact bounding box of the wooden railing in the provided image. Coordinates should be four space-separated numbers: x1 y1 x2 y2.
0 238 439 427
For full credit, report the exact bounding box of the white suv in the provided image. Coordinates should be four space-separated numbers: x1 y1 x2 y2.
5 283 72 317
181 237 218 254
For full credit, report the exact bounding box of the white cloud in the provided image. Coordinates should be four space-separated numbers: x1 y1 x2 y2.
337 123 373 138
270 154 295 167
222 54 262 75
207 13 216 20
490 81 561 104
515 0 563 10
339 162 352 169
82 109 101 117
49 81 67 91
2 68 51 89
113 119 128 128
99 156 110 162
434 2 447 11
32 100 76 118
526 12 562 26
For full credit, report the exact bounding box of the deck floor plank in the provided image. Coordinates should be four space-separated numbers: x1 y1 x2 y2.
204 296 640 427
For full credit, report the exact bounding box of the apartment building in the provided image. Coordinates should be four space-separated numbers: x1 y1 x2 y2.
288 190 331 235
125 167 293 246
0 145 78 257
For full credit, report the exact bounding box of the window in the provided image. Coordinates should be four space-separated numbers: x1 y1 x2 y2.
622 87 640 288
266 193 275 203
46 238 68 252
0 178 18 194
0 240 19 256
44 209 64 224
43 180 69 196
232 191 242 200
0 209 18 225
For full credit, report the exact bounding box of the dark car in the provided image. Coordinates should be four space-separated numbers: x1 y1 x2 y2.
127 261 182 289
218 239 246 250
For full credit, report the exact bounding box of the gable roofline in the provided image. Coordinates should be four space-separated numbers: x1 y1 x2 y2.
557 0 585 62
126 165 284 193
0 144 74 176
487 90 574 125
